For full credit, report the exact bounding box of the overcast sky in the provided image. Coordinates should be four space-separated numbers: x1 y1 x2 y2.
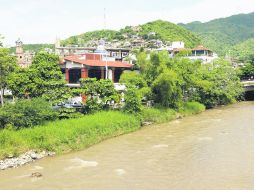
1 0 254 46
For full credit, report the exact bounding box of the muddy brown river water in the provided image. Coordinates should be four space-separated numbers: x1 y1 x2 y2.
0 102 254 190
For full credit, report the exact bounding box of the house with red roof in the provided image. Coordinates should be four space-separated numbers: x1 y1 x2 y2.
60 41 133 86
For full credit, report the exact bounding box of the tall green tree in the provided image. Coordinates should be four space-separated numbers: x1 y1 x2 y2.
79 78 118 113
8 53 70 103
152 69 182 109
0 48 17 106
190 59 243 107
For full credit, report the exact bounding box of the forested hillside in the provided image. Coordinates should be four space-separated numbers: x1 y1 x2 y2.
180 12 254 55
62 20 201 48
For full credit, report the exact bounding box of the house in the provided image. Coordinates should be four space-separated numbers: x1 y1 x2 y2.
60 42 133 87
172 45 218 63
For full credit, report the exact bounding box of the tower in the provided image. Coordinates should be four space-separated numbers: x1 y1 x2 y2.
15 38 24 66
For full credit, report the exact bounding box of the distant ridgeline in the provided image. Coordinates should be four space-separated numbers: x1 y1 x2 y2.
180 12 254 56
61 20 201 48
9 44 54 54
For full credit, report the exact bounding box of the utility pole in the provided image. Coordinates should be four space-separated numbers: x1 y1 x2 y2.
104 8 108 80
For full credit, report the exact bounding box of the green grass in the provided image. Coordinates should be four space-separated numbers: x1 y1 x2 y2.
180 101 206 116
0 111 140 159
0 103 206 160
141 107 177 124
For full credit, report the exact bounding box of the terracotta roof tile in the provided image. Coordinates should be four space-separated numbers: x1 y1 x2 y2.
64 56 133 68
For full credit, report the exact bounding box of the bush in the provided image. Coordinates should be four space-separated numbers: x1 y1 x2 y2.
152 69 182 109
123 87 142 114
0 98 58 129
141 107 176 124
180 101 206 116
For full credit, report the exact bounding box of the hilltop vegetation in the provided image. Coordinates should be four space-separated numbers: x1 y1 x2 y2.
139 20 200 47
61 20 201 48
61 30 119 46
181 12 254 55
230 38 254 62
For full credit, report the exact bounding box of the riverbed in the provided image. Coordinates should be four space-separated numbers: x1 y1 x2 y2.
0 102 254 190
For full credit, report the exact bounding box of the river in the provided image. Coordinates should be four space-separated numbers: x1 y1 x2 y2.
0 102 254 190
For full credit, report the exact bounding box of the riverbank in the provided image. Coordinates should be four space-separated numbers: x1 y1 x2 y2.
0 102 205 170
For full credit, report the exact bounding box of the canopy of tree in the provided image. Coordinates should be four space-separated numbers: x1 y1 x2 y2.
0 48 17 105
7 53 70 104
120 50 243 109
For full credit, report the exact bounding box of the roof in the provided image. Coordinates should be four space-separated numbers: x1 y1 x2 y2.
173 48 191 52
173 45 211 52
192 45 210 51
64 56 133 68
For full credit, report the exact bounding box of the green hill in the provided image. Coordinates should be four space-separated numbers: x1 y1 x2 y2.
61 30 119 46
62 20 201 48
180 12 254 55
230 38 254 62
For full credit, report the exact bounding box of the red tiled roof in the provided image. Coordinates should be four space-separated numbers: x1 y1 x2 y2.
192 45 210 51
64 56 133 68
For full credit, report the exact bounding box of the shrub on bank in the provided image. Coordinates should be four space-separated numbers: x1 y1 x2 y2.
0 111 140 159
141 107 177 124
180 101 206 116
0 98 58 130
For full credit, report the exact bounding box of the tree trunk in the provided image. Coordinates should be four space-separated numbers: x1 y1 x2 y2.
0 87 4 106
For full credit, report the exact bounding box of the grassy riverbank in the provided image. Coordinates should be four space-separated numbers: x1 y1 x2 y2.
0 111 140 159
0 102 205 160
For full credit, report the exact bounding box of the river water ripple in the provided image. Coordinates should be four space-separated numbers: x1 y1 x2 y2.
0 102 254 190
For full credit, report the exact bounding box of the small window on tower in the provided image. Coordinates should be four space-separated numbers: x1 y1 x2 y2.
20 56 22 58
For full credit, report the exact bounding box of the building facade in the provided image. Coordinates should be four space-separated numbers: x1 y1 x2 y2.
15 39 35 68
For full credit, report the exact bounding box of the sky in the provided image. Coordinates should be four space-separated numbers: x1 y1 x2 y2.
0 0 254 46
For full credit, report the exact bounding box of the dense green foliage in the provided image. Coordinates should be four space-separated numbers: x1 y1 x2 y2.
0 98 57 129
181 12 254 55
62 20 200 48
152 69 182 108
231 38 254 63
80 78 118 113
0 48 17 105
124 50 243 109
0 111 140 159
140 20 200 47
7 53 70 103
119 71 147 89
123 87 142 114
61 30 119 46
